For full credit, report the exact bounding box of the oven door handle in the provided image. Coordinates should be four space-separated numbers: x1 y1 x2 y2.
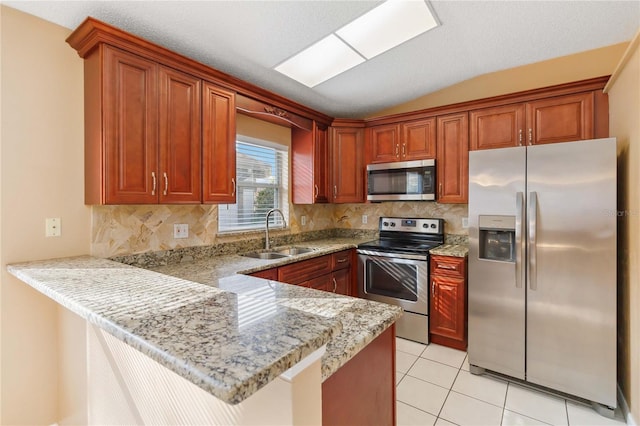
356 249 427 261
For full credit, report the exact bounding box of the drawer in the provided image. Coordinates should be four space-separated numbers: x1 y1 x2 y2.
278 254 332 285
430 255 466 278
332 250 352 270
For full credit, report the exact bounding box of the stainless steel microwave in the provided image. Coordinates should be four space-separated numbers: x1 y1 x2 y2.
366 159 436 201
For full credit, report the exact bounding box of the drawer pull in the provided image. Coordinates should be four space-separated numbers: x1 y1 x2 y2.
438 264 457 270
336 258 348 263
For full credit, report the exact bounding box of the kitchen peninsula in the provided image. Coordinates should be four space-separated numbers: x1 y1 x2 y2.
7 238 401 425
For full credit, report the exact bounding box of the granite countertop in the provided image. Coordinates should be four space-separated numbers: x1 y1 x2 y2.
7 236 402 405
430 243 469 258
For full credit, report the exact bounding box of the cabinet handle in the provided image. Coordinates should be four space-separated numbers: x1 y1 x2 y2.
333 185 337 198
438 182 442 197
438 264 456 270
336 258 347 263
332 277 337 293
151 172 157 196
518 129 523 146
163 172 168 196
314 184 319 198
528 128 533 145
395 144 399 158
231 178 236 196
402 143 406 156
432 281 435 296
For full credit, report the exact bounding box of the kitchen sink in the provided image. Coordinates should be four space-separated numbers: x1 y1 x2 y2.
241 246 316 260
274 246 315 256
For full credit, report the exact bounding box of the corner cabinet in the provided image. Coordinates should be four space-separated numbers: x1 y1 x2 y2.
436 113 468 203
291 121 329 204
68 19 236 205
330 121 365 203
429 255 467 350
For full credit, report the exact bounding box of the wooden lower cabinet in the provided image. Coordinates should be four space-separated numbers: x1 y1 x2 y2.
429 255 468 350
249 249 353 296
322 325 396 426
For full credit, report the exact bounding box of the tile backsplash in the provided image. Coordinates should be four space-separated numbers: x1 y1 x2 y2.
91 201 468 258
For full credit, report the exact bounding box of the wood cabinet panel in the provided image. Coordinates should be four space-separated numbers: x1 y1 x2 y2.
470 104 526 151
304 275 332 292
330 126 364 203
277 255 333 285
430 255 467 350
249 268 278 280
368 124 401 163
436 113 468 204
158 66 201 203
526 92 594 145
322 326 395 426
202 81 236 203
292 122 329 204
332 267 350 296
103 46 158 204
402 118 436 160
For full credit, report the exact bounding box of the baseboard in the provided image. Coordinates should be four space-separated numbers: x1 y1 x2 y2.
618 384 637 426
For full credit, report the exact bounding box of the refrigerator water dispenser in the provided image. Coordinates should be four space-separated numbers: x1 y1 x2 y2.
478 215 515 262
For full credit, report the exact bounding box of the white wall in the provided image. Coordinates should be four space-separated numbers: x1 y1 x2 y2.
0 5 90 424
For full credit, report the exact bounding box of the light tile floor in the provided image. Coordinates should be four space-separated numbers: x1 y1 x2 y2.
395 338 627 426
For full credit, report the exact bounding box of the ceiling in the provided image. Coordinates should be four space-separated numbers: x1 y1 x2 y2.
6 1 639 118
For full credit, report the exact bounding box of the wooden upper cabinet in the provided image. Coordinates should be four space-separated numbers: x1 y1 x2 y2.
330 124 365 203
527 92 594 145
367 119 436 164
100 46 159 204
436 113 468 204
202 81 236 203
368 124 401 164
291 122 329 204
158 66 202 203
470 104 526 151
402 118 436 160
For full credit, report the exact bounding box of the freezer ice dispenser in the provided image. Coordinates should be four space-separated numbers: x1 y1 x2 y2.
478 215 516 262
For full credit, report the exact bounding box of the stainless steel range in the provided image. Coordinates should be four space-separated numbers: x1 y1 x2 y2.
357 217 444 344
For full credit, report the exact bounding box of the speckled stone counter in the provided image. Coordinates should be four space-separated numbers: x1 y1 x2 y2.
429 243 469 257
7 237 402 405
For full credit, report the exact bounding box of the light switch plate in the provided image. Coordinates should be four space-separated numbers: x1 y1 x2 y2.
462 217 469 229
362 215 368 224
301 215 307 226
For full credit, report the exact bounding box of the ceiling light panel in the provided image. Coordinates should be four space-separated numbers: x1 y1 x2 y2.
336 0 439 60
275 34 365 87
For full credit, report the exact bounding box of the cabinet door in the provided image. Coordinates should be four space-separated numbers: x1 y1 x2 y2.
313 124 330 203
277 254 333 285
368 124 400 164
470 104 525 151
332 268 351 296
330 127 364 203
202 81 236 203
103 46 158 204
430 275 465 341
250 268 278 280
158 66 201 203
292 122 329 204
436 113 468 203
526 92 594 145
305 274 332 292
402 118 436 160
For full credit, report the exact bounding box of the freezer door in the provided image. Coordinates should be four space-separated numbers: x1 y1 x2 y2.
468 147 526 379
526 138 616 407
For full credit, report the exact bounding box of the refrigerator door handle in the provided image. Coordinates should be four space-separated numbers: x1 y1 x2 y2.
515 192 524 288
529 191 538 291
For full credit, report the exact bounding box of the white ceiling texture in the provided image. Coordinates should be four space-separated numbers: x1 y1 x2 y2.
6 1 640 118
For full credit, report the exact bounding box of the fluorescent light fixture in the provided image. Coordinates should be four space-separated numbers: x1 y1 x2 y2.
336 0 439 60
274 0 439 87
275 34 365 88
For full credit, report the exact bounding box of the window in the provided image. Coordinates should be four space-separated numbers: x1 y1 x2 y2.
218 136 289 232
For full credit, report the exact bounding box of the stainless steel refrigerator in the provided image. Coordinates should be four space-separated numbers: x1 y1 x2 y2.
468 138 617 413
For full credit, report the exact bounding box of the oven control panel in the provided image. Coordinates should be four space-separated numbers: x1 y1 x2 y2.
379 217 443 234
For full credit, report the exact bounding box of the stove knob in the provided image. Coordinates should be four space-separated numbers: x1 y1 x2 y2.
390 222 396 227
383 222 389 227
422 223 428 228
430 223 437 229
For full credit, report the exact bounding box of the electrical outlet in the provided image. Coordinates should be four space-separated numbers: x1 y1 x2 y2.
45 218 61 237
174 224 189 239
462 217 469 229
362 215 368 224
301 215 307 226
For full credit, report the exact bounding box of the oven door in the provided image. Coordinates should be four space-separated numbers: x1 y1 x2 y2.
357 250 428 315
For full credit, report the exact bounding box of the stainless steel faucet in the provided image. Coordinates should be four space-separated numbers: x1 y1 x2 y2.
265 208 286 250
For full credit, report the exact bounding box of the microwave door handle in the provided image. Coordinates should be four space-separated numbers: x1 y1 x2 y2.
515 192 524 289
